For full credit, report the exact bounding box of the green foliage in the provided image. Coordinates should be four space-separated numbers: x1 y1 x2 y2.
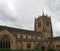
47 48 54 51
0 48 11 51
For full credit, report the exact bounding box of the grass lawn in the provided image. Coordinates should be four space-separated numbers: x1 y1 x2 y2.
0 48 42 51
0 48 54 51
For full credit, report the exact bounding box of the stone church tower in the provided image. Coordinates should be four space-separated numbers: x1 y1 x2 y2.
34 12 53 39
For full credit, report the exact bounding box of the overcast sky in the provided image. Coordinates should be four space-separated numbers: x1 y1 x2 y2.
0 0 60 37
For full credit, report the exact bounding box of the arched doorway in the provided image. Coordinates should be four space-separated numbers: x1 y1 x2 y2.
41 46 45 51
27 43 31 49
0 35 10 48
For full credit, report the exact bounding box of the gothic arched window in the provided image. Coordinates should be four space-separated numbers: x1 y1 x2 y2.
0 35 10 48
46 22 49 26
38 21 41 27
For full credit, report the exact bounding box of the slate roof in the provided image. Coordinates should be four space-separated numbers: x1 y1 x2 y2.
48 37 60 41
0 25 41 35
52 37 60 40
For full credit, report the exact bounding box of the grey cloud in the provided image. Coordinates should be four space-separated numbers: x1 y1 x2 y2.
46 0 60 13
0 2 16 22
0 0 60 36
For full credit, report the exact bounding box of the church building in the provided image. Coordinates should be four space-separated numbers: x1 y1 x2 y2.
0 13 60 51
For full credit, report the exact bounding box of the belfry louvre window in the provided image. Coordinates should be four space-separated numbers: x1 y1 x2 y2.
46 22 49 26
38 21 41 27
